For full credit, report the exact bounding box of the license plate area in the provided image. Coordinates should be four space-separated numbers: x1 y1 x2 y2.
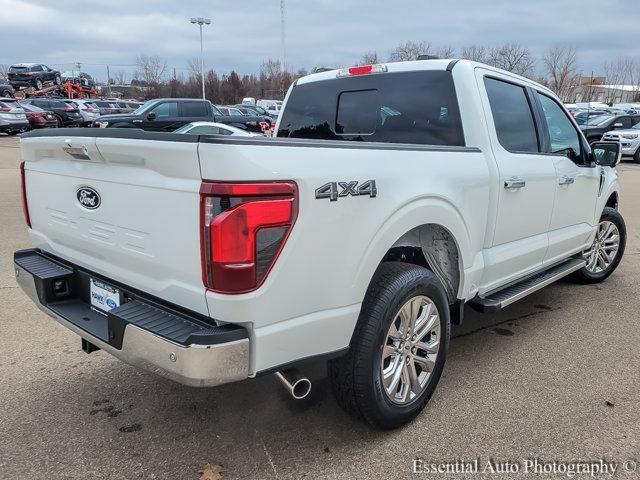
90 278 121 314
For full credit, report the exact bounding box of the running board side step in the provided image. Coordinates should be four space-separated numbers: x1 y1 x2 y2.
468 258 586 313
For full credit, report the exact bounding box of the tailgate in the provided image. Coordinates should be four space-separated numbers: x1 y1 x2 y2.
21 133 208 315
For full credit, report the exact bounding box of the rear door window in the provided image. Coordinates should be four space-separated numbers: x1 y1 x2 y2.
181 102 210 117
484 77 539 153
278 70 465 146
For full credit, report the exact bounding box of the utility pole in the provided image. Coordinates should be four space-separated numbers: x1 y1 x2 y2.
190 17 211 99
106 64 112 97
280 0 286 74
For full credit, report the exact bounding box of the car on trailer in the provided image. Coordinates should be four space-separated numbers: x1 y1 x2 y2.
8 64 62 90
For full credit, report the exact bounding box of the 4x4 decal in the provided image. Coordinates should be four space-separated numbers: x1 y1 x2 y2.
315 180 377 201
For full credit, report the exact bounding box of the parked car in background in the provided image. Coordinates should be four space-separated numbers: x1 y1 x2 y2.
7 64 62 90
0 80 14 98
0 98 28 135
60 71 96 88
64 99 100 126
580 114 640 143
264 103 282 119
217 106 244 116
90 100 122 115
602 121 640 162
20 98 83 127
241 97 256 105
233 104 271 117
173 121 258 136
115 102 137 113
94 98 270 134
572 110 608 125
19 102 58 130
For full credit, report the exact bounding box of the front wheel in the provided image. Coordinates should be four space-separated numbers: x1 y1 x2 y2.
54 75 62 85
633 147 640 164
572 207 626 283
328 262 450 429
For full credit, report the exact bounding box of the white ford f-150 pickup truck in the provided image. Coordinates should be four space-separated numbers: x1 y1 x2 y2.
15 59 626 429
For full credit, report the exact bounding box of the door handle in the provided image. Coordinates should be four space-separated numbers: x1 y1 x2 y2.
504 177 526 189
558 176 575 185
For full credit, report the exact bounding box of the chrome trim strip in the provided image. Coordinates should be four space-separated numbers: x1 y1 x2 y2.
15 263 249 387
499 260 586 308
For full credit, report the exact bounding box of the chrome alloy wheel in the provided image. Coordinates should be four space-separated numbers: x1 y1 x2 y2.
381 295 441 405
584 220 620 274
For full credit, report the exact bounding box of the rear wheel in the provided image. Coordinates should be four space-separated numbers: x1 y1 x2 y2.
35 78 43 90
572 207 626 283
54 74 62 85
1 89 13 98
328 262 450 429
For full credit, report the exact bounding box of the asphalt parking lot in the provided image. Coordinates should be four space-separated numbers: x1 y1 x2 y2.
1 134 639 480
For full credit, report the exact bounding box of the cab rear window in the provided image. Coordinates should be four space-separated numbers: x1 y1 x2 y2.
278 70 465 146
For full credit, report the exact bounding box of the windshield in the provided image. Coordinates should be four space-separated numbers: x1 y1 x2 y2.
132 100 158 115
173 123 194 134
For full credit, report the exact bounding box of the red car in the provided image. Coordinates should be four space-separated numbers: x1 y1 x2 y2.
18 101 58 129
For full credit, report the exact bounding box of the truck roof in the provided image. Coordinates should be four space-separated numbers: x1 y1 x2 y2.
296 58 551 94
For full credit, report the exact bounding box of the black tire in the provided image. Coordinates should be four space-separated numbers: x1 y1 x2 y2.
6 131 19 136
633 147 640 164
1 89 13 98
328 262 450 429
35 78 43 90
54 115 62 127
571 207 626 284
54 75 62 85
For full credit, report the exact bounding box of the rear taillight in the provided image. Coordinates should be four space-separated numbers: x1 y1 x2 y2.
200 181 298 294
20 161 31 228
258 121 269 133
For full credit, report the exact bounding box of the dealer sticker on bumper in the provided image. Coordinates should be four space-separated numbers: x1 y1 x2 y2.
90 278 121 313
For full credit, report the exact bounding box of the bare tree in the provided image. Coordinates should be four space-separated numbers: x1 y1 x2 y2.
627 60 640 102
359 51 379 65
460 45 487 63
603 57 632 104
135 54 167 86
488 43 536 76
0 64 8 79
542 46 580 102
112 70 128 85
388 41 432 62
436 45 456 59
187 57 201 80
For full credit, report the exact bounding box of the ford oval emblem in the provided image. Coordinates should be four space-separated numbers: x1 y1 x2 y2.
76 186 101 210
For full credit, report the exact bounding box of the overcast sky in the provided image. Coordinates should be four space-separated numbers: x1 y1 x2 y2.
1 0 638 82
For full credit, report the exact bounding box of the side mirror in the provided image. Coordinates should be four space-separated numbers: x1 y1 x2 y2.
146 112 156 120
590 141 621 167
613 122 624 129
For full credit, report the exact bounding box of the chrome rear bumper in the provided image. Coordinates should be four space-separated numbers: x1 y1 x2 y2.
14 249 249 387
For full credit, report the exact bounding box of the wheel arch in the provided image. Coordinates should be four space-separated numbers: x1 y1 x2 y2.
605 191 618 210
353 198 472 305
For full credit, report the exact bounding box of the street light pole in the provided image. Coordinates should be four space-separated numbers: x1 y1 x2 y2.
190 17 211 100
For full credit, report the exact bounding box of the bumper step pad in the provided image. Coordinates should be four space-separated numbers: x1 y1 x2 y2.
14 249 247 350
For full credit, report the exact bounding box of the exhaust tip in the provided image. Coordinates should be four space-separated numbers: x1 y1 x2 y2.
291 377 312 400
275 368 312 400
